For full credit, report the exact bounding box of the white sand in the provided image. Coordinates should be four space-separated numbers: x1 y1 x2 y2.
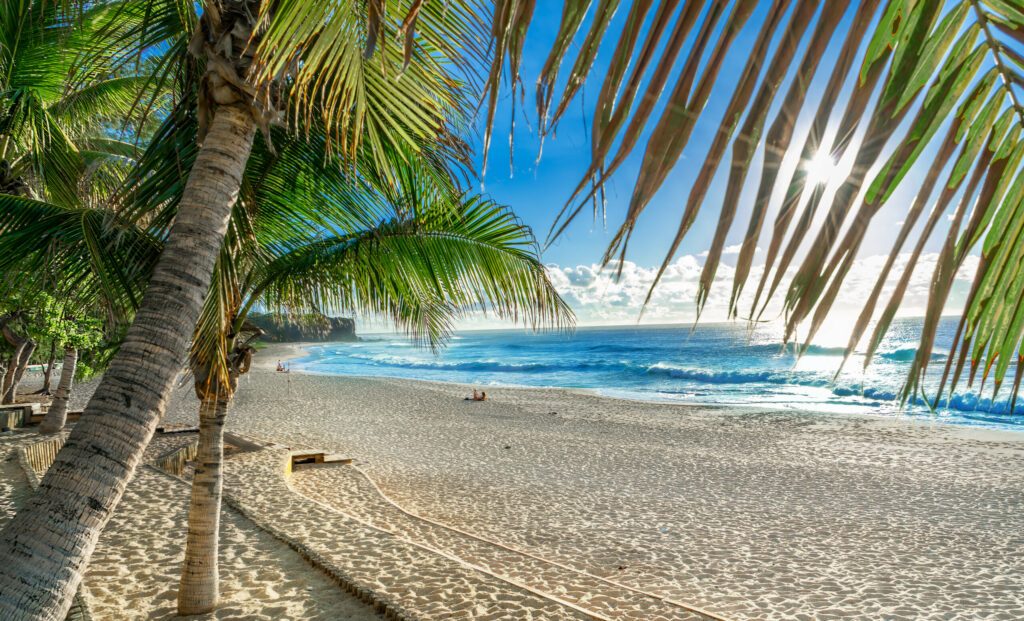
57 343 1024 619
146 342 1024 621
222 447 600 621
83 437 382 620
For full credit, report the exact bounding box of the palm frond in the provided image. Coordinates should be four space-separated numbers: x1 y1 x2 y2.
250 0 481 181
50 76 158 134
0 194 160 321
255 196 573 352
482 0 1024 412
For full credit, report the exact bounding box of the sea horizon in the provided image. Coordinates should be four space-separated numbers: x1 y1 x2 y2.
289 317 1024 432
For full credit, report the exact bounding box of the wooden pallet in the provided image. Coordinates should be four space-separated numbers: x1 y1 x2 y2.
290 452 353 468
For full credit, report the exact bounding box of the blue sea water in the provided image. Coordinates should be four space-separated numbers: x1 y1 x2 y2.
289 317 1024 431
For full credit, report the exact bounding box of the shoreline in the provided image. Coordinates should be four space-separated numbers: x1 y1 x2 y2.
267 342 1024 438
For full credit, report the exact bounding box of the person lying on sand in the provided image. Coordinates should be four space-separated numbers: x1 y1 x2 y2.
465 389 487 401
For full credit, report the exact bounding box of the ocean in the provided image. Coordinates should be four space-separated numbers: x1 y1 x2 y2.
289 317 1023 430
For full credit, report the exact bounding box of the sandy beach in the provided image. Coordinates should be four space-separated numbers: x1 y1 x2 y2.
5 341 1019 619
146 343 1023 620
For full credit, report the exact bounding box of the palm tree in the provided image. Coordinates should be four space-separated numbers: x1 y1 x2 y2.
0 0 158 423
2 102 570 612
1 0 155 206
156 94 568 610
39 312 103 434
0 192 158 429
43 347 76 430
0 0 486 616
179 180 569 614
0 1 493 615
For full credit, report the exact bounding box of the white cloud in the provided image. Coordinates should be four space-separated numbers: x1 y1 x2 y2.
360 252 980 342
697 244 760 258
541 252 978 328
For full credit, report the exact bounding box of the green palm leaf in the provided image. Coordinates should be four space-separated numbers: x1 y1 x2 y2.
480 0 1024 411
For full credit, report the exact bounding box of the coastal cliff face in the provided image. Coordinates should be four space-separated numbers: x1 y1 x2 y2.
249 314 356 343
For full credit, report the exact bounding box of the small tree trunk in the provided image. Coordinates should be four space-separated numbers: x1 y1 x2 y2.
0 103 256 621
2 338 33 404
39 341 57 394
40 347 77 434
177 392 230 615
0 352 17 402
0 315 23 399
8 338 36 403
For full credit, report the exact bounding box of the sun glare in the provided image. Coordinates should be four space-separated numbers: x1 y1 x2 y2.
805 150 840 186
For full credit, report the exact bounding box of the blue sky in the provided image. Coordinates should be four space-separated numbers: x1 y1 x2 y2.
445 2 984 330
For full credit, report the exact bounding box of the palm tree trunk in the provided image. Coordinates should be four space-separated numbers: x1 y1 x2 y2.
37 341 57 395
177 390 230 615
40 347 77 434
3 338 35 404
0 103 256 621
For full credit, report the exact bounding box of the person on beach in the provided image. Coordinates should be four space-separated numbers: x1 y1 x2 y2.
276 360 284 372
467 389 487 401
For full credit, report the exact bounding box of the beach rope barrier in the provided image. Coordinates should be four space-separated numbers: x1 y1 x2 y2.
279 462 613 621
333 462 731 621
199 430 731 621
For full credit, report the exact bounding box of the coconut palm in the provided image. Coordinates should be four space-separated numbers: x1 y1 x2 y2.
2 102 569 612
0 0 162 422
0 191 157 422
178 176 569 613
0 0 156 206
38 311 103 434
0 0 489 616
157 91 567 610
0 0 155 411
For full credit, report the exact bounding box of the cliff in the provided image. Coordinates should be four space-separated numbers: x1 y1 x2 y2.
249 313 357 343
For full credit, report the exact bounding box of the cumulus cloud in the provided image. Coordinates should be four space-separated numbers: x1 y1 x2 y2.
543 253 979 327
